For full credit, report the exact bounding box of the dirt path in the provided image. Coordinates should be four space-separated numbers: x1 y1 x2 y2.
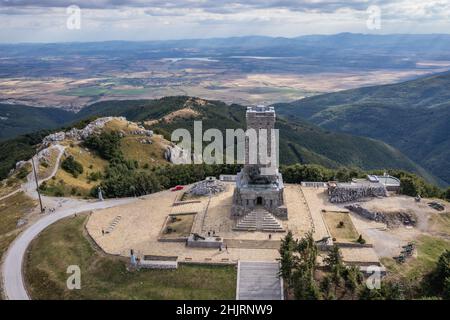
0 189 22 202
1 144 65 203
22 144 65 200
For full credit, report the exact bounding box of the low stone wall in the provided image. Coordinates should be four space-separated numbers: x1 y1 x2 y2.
329 184 387 203
334 242 373 248
139 260 178 269
186 235 223 248
346 204 416 227
158 237 187 243
345 204 383 221
173 200 202 206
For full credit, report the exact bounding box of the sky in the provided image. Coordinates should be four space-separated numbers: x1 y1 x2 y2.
0 0 449 42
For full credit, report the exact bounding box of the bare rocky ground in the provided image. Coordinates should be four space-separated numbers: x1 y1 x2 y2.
337 196 449 258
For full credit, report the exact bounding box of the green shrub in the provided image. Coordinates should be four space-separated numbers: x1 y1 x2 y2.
356 235 366 244
61 156 83 178
16 165 30 180
39 181 47 191
400 176 421 196
427 250 450 297
444 188 450 202
6 178 17 186
83 131 123 161
87 171 103 182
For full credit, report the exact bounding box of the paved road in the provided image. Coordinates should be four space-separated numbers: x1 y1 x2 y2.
236 261 284 300
2 197 135 300
1 143 138 300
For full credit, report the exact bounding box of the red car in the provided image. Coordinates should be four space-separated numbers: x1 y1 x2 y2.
171 185 184 191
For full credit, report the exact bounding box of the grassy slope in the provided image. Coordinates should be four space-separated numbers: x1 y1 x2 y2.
25 214 237 300
120 135 169 167
0 162 30 198
41 118 170 197
381 235 450 295
103 118 169 167
275 71 450 185
380 207 450 296
0 192 36 252
0 192 36 299
41 144 108 197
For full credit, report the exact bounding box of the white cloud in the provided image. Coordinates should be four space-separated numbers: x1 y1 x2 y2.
0 1 449 42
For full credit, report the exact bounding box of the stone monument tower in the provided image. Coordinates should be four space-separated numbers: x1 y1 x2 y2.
232 105 287 219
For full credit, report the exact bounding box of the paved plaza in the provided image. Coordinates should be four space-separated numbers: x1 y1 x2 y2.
86 183 381 266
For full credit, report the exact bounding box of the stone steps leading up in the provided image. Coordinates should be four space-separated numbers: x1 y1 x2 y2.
105 215 121 234
233 209 284 232
237 261 283 300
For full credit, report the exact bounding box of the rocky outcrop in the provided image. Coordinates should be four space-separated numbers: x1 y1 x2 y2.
164 145 196 164
139 138 153 145
42 117 153 146
345 204 416 227
15 160 28 170
188 177 226 196
345 204 383 221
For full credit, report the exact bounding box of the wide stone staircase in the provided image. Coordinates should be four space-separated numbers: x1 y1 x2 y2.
233 208 285 232
237 261 284 300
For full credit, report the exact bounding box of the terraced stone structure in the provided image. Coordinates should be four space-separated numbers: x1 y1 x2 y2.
232 105 287 226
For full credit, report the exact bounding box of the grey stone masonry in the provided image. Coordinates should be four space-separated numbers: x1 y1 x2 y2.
328 181 387 203
245 105 276 168
237 261 284 300
234 208 285 232
232 105 287 219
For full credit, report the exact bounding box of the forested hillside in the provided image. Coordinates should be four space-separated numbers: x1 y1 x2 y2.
275 71 450 186
0 96 438 186
76 96 436 183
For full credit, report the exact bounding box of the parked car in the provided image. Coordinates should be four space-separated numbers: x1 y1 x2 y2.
171 185 184 191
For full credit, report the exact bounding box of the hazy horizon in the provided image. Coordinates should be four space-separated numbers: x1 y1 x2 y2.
3 32 450 45
1 0 450 43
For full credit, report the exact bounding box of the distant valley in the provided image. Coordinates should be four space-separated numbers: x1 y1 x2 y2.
2 34 450 110
1 33 449 187
275 71 450 186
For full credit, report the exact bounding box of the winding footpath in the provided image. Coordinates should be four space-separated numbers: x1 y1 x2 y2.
1 144 137 300
0 189 21 202
0 144 65 202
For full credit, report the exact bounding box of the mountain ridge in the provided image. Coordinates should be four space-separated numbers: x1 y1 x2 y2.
274 71 450 186
74 96 439 184
0 96 441 186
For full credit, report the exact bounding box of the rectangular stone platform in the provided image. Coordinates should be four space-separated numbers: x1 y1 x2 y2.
237 261 283 300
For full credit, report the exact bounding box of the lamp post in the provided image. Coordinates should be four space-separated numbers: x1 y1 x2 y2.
31 156 44 213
